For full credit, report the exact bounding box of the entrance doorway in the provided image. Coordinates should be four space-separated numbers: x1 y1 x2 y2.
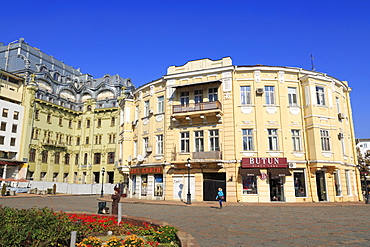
203 173 226 201
269 174 285 202
316 171 327 201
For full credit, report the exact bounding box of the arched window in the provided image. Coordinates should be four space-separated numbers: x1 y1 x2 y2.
65 153 70 165
54 152 60 164
42 150 48 163
29 149 36 162
53 73 60 81
84 153 88 164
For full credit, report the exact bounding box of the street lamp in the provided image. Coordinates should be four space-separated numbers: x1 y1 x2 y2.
186 158 191 205
100 167 105 198
357 164 369 204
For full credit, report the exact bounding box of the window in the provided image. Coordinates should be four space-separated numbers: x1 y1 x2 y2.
341 138 346 156
42 150 48 163
11 124 18 134
180 132 190 152
242 129 253 151
108 152 115 164
265 86 275 105
65 153 70 165
320 129 330 151
316 86 326 106
334 170 342 196
336 96 340 113
109 134 116 143
209 129 220 151
2 108 8 118
134 140 138 158
345 170 352 196
54 152 60 164
47 113 51 123
84 153 88 165
144 100 150 117
35 110 39 120
87 105 92 111
156 135 163 154
78 120 81 129
59 118 63 126
157 96 164 113
240 86 251 105
135 105 139 120
208 88 218 102
86 119 90 128
76 137 80 146
13 111 19 120
288 87 298 106
69 120 72 128
141 174 148 196
111 117 115 126
86 137 89 145
268 129 278 150
195 131 204 152
242 176 258 194
194 90 203 103
0 136 4 145
180 91 189 106
0 122 6 131
143 137 149 154
94 153 101 164
291 130 301 151
294 171 307 197
154 174 163 197
10 138 16 146
53 73 60 81
97 118 102 127
75 153 79 165
29 149 36 162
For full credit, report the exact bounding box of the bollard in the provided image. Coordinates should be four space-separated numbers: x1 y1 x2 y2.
70 231 77 247
118 202 122 224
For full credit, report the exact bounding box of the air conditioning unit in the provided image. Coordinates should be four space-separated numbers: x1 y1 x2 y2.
146 147 152 153
288 163 297 168
338 113 345 119
256 88 264 94
338 133 344 139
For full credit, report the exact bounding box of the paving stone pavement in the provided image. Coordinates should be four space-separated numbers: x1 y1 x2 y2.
1 195 370 247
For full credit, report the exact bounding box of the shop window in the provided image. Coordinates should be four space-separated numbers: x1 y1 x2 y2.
345 170 352 196
154 174 163 197
294 171 307 197
242 176 258 194
240 86 251 105
334 170 342 196
141 175 148 196
132 175 137 195
242 129 253 151
29 149 36 162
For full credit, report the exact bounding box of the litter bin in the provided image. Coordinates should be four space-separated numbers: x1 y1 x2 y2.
98 201 106 214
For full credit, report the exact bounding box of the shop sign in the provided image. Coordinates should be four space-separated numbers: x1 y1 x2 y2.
242 157 287 168
260 172 267 180
130 166 163 175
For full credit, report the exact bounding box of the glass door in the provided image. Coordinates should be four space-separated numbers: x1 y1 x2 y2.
316 171 327 201
269 174 285 202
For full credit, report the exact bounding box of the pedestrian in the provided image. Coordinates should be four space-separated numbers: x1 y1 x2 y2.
111 187 121 215
216 187 224 209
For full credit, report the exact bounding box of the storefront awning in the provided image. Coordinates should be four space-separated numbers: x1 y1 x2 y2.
0 160 24 166
239 168 261 176
269 169 291 177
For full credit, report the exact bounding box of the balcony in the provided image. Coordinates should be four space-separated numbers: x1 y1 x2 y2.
192 151 221 160
173 101 222 114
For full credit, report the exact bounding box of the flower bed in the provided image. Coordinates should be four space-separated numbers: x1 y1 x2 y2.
0 207 179 247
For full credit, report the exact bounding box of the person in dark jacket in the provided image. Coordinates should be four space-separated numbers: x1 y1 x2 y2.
111 187 121 215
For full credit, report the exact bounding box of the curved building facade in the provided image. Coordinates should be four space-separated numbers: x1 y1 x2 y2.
120 57 360 203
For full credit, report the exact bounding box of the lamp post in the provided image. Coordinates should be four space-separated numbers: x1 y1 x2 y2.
357 164 369 204
186 158 191 205
100 167 105 198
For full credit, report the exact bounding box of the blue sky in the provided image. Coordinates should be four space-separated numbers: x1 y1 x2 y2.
2 0 370 138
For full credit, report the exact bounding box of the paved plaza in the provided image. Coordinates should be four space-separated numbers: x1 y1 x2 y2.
1 195 370 246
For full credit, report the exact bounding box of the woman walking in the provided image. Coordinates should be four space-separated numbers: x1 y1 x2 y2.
216 187 224 209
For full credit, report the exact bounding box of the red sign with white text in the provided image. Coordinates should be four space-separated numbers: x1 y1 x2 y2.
130 166 163 175
242 157 287 168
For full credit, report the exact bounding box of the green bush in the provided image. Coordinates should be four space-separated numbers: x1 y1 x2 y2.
0 207 88 246
154 225 178 244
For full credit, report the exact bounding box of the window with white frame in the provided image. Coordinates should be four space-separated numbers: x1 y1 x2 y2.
208 88 218 102
336 96 340 113
316 86 326 106
267 129 278 150
288 87 298 106
334 170 342 196
194 90 203 103
143 137 149 154
240 86 251 105
242 175 258 194
209 129 220 151
345 170 352 196
242 129 253 151
157 96 164 113
134 140 138 158
156 135 163 155
144 100 150 117
291 130 301 151
320 129 331 151
180 132 190 152
265 86 275 105
195 131 204 152
341 138 346 156
180 91 189 106
135 105 139 120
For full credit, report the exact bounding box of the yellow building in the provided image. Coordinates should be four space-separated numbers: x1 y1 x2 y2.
120 57 361 203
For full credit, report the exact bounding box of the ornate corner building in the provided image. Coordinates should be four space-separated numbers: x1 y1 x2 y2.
0 38 133 184
119 57 361 203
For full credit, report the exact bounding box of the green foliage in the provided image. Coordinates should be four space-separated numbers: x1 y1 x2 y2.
0 207 87 246
1 183 6 196
153 225 178 244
